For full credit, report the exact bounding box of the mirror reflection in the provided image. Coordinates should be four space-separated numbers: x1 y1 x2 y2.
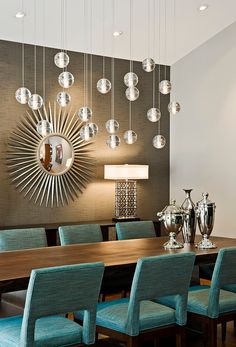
39 135 73 175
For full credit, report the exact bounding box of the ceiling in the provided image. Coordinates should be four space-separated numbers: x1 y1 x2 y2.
0 0 236 65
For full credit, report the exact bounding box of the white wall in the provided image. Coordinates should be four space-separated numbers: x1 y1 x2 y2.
170 21 236 238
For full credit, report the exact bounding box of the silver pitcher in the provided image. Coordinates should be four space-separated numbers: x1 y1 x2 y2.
157 200 185 249
196 192 216 249
181 189 196 244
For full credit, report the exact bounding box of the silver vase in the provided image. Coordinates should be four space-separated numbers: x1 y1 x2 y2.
181 189 196 244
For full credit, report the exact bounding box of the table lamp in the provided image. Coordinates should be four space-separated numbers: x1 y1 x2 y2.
104 164 149 221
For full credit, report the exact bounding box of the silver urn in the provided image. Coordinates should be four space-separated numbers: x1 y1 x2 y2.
157 200 185 249
181 189 197 244
196 192 216 249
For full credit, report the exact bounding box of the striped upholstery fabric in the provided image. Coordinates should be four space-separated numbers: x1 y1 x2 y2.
0 228 47 251
0 228 47 309
75 253 195 337
0 262 104 346
116 221 156 240
59 224 103 245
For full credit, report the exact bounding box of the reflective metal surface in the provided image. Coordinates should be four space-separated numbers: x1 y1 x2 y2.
181 189 196 244
157 200 185 249
196 192 216 249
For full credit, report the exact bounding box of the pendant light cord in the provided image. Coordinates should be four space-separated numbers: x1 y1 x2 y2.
158 0 161 135
34 0 37 94
102 0 105 78
111 0 115 119
42 0 46 102
129 100 132 130
90 0 93 111
164 0 167 79
21 0 25 87
129 0 133 72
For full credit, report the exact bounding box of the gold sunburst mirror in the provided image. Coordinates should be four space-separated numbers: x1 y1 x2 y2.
7 103 94 207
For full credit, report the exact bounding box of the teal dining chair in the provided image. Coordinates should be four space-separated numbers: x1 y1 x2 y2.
0 262 104 346
0 228 47 310
116 220 156 240
75 252 195 347
59 224 103 245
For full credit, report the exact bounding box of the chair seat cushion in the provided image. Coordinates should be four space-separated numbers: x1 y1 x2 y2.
187 288 236 317
222 284 236 292
94 298 176 335
0 315 83 347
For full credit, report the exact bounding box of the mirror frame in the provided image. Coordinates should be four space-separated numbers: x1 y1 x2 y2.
7 103 94 207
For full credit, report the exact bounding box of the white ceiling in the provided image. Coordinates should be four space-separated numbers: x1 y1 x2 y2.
0 0 236 65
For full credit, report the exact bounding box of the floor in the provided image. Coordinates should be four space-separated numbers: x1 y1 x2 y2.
96 322 236 346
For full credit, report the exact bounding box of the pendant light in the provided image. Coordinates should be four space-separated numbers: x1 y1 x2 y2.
142 0 156 72
159 0 172 95
168 0 181 114
28 0 43 110
97 0 111 95
56 0 72 107
124 101 137 144
15 0 31 104
124 0 139 101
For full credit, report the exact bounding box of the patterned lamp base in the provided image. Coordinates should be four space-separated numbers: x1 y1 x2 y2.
113 180 139 220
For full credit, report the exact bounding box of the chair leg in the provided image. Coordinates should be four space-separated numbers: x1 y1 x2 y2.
208 319 217 347
221 322 226 342
176 326 185 347
127 335 139 347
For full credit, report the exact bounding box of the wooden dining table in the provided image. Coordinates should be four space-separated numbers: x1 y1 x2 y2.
0 235 236 293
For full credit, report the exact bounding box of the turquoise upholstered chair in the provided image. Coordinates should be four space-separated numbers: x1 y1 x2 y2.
59 224 103 245
0 228 47 310
0 262 104 347
75 252 195 347
116 221 156 240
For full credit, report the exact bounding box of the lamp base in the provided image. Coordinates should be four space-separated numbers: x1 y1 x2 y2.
112 217 140 222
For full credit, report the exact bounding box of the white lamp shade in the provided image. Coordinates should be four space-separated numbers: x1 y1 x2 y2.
104 164 149 180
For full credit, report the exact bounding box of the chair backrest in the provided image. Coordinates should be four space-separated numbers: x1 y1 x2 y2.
208 247 236 318
58 224 103 245
116 221 156 240
0 228 47 251
20 262 104 346
126 252 195 335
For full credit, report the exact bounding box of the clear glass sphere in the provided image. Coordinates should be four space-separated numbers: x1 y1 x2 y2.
124 130 137 144
28 94 43 110
56 91 71 107
54 51 70 68
147 108 161 122
106 134 121 149
168 101 181 114
153 134 166 149
125 86 139 101
88 122 98 136
105 119 119 134
96 78 111 94
124 72 138 87
78 106 92 122
36 120 52 137
80 124 96 141
142 58 156 72
15 87 31 104
58 71 74 88
159 80 172 95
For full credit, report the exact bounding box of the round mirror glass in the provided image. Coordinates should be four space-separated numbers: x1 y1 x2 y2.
38 135 74 175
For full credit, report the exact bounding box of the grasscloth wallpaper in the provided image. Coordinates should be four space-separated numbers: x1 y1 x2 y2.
0 40 169 226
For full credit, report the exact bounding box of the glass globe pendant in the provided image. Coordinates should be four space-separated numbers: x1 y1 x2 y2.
124 130 137 144
96 78 111 94
88 122 98 136
159 80 172 95
142 58 156 72
147 108 161 122
58 71 74 88
124 72 138 87
125 86 139 101
54 51 70 68
28 94 43 110
168 101 181 115
105 119 119 134
106 134 121 149
79 123 98 141
36 120 52 137
78 107 92 122
57 91 71 107
15 87 31 104
153 134 166 149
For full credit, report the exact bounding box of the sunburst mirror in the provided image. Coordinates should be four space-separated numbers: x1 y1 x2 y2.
7 103 94 207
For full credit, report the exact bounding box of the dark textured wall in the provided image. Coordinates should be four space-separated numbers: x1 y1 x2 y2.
0 40 170 226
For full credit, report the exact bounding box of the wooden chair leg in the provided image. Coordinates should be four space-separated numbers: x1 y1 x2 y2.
221 322 226 341
127 335 139 347
208 319 217 347
176 326 185 347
